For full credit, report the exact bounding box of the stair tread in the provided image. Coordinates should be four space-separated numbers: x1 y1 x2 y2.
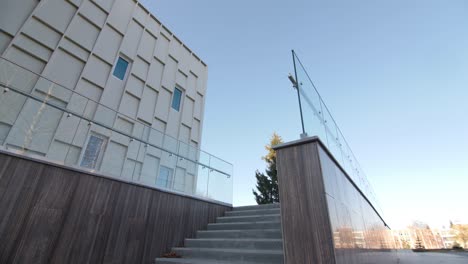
209 220 281 225
218 214 280 219
186 238 283 242
229 208 280 213
199 229 281 232
225 208 280 216
173 247 283 254
155 258 263 264
233 204 280 211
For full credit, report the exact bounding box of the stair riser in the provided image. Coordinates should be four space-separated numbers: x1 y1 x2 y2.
225 208 281 217
185 239 283 250
217 215 281 223
208 222 281 230
173 249 283 263
197 230 282 239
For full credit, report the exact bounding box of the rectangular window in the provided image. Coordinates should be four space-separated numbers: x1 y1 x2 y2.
171 88 182 111
113 57 129 80
80 133 107 169
157 166 174 188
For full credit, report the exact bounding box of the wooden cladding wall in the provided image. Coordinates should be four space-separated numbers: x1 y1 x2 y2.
275 139 336 264
0 152 230 264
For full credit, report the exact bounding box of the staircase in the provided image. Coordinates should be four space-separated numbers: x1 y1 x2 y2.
155 203 284 264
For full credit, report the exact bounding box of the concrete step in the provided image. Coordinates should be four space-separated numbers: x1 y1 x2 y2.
225 208 281 217
216 214 281 223
207 221 281 231
233 203 280 211
171 247 284 263
185 238 283 250
196 229 282 239
155 257 263 264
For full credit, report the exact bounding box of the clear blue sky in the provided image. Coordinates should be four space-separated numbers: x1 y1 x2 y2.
145 0 468 229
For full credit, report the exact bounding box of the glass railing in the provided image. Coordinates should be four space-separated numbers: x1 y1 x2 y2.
292 51 383 218
0 57 233 205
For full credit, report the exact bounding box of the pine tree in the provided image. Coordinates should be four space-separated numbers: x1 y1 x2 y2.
252 133 283 204
415 236 425 249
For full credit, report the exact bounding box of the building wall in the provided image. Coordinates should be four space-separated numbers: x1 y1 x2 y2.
393 227 445 250
0 0 208 192
274 137 398 264
0 151 229 264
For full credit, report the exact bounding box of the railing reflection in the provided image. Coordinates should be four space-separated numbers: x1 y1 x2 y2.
0 57 233 205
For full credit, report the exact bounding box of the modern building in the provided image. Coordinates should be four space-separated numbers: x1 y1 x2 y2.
0 2 399 263
0 0 210 194
393 226 445 249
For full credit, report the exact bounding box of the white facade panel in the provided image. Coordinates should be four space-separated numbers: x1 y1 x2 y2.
146 58 164 89
43 49 85 91
0 31 13 55
91 0 115 13
0 0 38 36
120 20 143 59
93 25 123 65
119 92 140 119
101 140 127 176
80 0 107 28
154 88 171 122
182 97 194 127
126 75 144 98
81 55 111 88
138 31 156 61
161 56 177 89
75 78 103 102
154 34 169 63
133 5 147 26
14 34 53 63
1 0 209 192
106 0 134 34
34 0 76 33
60 38 90 62
132 56 149 81
66 15 100 51
145 16 161 37
4 46 46 73
22 17 62 50
137 86 158 124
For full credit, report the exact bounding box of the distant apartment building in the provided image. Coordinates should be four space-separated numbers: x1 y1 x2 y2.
0 0 208 194
437 227 456 248
393 226 445 249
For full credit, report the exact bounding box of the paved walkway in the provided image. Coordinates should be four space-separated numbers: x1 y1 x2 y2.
398 250 468 264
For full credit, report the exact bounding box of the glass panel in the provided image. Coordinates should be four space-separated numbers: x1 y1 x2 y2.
0 57 233 205
208 155 233 204
113 57 129 80
171 87 182 111
292 52 385 218
80 133 107 169
157 165 174 189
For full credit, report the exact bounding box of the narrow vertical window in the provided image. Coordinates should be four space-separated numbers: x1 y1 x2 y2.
157 166 174 188
81 133 107 169
113 57 129 80
171 88 182 111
